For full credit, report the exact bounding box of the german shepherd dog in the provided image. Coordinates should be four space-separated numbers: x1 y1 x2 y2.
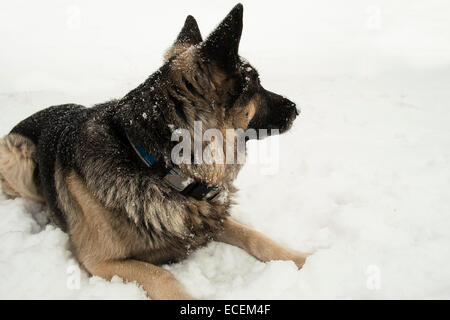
0 4 307 299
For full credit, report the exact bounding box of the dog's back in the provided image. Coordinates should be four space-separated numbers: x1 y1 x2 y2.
10 104 86 145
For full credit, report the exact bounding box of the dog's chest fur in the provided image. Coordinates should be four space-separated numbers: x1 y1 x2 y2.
67 167 234 266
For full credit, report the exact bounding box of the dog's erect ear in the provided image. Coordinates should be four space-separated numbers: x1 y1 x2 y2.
176 15 202 45
200 3 243 72
164 15 203 61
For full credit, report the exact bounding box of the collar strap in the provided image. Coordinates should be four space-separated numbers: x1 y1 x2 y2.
126 132 220 201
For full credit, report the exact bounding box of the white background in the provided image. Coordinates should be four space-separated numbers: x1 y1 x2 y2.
0 0 449 299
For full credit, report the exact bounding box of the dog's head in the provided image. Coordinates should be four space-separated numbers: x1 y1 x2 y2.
160 3 298 139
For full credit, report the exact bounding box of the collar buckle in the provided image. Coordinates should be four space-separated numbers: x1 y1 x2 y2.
163 169 220 201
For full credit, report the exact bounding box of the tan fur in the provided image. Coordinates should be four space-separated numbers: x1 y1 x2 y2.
66 170 129 267
226 98 257 129
66 170 193 299
164 43 192 62
0 134 44 202
216 217 309 269
0 174 20 199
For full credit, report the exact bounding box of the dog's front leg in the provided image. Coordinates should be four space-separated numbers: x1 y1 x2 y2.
216 218 309 269
86 259 194 300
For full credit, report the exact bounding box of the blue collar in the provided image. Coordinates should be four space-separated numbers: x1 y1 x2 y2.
132 144 156 167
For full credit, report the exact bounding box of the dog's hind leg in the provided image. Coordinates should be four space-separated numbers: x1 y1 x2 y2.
216 217 309 269
0 173 20 199
0 134 44 202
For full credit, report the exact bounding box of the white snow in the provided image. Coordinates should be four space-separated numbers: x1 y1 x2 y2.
1 0 450 299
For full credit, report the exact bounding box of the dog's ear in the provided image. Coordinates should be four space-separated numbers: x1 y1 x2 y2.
200 3 243 72
164 15 202 61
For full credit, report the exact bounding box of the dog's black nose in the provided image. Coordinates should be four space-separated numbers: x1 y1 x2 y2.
288 101 299 116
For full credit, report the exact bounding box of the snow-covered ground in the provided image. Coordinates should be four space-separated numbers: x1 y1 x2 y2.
1 0 450 299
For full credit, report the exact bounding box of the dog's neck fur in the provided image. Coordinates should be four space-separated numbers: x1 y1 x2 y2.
113 57 245 187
